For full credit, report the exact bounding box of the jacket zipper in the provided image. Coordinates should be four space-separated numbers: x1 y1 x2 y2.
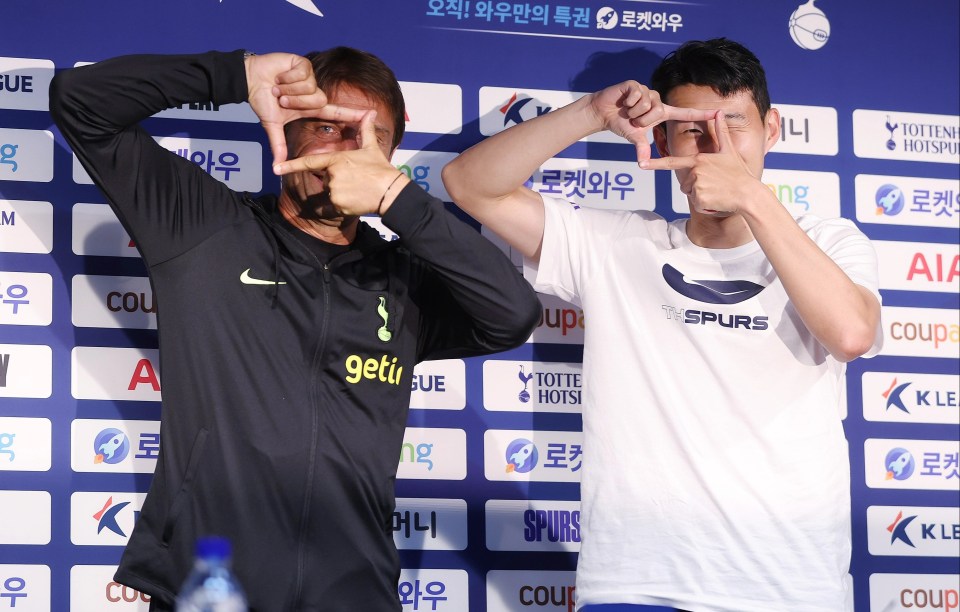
292 261 332 608
242 197 387 608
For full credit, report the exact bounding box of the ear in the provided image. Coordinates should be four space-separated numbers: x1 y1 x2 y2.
763 107 781 154
652 125 670 158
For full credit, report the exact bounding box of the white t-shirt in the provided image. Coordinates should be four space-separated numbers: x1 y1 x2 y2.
532 195 882 612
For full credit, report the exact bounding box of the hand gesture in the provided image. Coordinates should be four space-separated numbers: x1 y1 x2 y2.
245 52 365 165
272 111 409 217
641 111 760 215
586 81 716 163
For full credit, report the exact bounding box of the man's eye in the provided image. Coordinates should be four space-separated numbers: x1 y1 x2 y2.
683 128 703 135
309 123 340 139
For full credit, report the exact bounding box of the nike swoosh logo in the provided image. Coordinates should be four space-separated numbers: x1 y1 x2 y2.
661 264 765 304
240 268 287 285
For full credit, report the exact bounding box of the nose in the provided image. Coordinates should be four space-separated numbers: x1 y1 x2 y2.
330 135 361 152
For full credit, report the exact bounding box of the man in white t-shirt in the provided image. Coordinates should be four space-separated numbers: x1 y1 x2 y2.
442 38 883 612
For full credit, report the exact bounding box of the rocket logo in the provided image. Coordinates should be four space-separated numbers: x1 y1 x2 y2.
884 447 915 481
93 428 130 465
505 438 538 474
875 184 904 216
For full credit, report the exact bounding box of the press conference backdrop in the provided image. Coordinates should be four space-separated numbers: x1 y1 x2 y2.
1 0 958 610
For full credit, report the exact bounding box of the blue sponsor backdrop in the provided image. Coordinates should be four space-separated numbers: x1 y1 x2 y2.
1 0 958 610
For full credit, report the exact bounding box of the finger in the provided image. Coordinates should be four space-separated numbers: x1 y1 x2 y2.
713 110 733 152
277 90 328 111
663 104 717 123
629 103 664 129
263 123 288 166
273 151 335 176
273 80 324 101
296 103 367 123
274 56 313 85
632 137 652 164
639 156 697 171
618 81 644 108
287 168 309 202
357 110 379 150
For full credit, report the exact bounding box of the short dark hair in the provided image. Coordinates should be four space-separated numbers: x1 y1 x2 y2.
650 38 770 121
305 47 405 150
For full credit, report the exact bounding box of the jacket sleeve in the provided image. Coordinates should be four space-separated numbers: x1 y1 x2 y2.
381 182 541 360
49 50 251 266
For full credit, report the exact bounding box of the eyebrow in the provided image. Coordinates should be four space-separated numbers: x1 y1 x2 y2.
671 111 748 124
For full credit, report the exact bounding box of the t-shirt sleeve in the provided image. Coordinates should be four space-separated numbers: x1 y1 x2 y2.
529 194 629 307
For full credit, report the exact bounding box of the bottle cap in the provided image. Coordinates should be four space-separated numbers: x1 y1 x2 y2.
195 536 232 560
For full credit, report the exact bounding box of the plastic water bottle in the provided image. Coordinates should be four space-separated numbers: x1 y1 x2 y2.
175 536 248 612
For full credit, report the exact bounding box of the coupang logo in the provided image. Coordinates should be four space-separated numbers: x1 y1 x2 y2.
661 264 769 331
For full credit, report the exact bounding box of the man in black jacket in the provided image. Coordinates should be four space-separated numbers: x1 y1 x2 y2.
50 48 540 611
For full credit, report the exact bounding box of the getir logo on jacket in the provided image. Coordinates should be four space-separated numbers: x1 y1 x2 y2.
344 353 403 385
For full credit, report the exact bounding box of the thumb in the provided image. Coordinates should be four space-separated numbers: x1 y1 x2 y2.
263 123 288 166
628 130 652 164
358 110 379 150
714 110 732 152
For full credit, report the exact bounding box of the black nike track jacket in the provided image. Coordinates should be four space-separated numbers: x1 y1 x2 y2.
50 49 540 611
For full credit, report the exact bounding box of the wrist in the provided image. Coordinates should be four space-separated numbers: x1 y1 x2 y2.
243 50 256 97
577 95 607 136
377 172 410 216
737 180 780 221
